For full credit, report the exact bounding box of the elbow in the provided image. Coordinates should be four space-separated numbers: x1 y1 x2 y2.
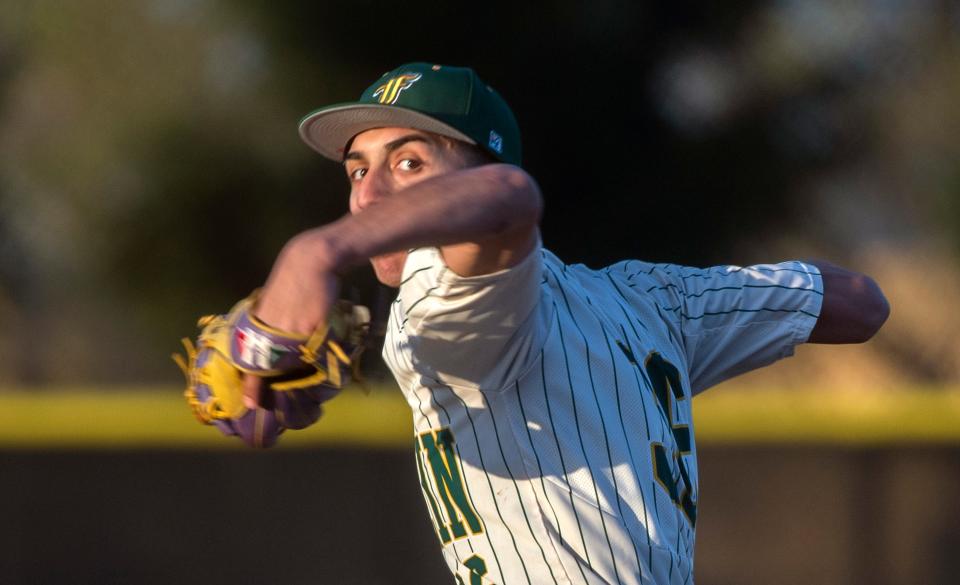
810 271 890 344
848 275 890 343
860 276 890 341
489 164 543 226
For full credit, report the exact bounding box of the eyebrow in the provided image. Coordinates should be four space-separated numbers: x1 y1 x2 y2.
343 133 432 162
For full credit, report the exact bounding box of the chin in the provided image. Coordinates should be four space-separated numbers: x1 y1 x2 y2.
371 252 408 287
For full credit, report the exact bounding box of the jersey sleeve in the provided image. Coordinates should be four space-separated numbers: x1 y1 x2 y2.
619 260 823 394
392 242 544 391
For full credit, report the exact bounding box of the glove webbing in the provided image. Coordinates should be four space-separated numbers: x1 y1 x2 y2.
173 336 229 424
172 315 359 424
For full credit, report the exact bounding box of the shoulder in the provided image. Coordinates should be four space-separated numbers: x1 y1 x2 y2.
387 244 549 391
398 247 446 290
394 244 545 332
583 259 692 315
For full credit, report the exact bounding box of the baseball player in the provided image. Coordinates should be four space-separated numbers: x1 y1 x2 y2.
246 63 889 584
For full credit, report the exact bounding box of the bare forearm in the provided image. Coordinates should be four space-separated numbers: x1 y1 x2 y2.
255 164 540 334
296 164 542 272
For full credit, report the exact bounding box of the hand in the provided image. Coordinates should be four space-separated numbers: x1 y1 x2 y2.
805 259 889 344
243 231 341 408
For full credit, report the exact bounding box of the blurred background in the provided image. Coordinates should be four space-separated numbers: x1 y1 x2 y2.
0 0 958 583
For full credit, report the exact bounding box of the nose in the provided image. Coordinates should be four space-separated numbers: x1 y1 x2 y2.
352 168 390 213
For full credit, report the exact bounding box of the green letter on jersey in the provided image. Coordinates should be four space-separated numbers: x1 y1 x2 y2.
462 554 489 585
418 427 484 543
645 352 698 526
415 440 452 544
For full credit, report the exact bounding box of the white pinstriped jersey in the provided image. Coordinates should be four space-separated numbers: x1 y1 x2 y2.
383 243 823 585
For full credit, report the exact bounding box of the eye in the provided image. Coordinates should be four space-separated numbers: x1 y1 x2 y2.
396 158 421 172
348 167 367 181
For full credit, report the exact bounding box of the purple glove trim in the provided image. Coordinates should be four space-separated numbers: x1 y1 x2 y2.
230 310 312 372
274 390 323 430
232 408 283 448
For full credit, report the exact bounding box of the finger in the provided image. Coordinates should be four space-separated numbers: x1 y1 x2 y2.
242 374 265 410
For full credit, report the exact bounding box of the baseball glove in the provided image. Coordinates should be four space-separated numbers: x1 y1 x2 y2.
173 291 370 448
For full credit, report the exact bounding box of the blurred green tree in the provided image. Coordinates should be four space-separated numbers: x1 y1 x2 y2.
0 0 957 387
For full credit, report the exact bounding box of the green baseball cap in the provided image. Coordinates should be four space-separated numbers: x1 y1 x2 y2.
299 62 521 166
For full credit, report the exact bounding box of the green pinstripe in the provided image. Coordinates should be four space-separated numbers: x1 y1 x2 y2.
425 386 510 579
667 306 820 321
605 272 676 575
643 282 823 297
603 273 651 333
442 385 533 585
596 324 649 573
537 325 592 585
399 265 433 286
478 389 562 584
512 376 574 582
667 264 816 280
388 299 472 566
546 265 625 585
562 294 633 584
401 267 448 328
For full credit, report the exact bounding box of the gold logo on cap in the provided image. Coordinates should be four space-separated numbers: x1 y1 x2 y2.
373 73 422 104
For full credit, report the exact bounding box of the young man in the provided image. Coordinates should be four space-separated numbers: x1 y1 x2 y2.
249 63 889 585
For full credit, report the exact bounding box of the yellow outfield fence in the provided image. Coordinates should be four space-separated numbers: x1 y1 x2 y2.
0 385 959 449
0 385 412 449
693 386 960 444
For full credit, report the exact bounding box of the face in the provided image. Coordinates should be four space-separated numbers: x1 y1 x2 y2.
343 127 469 286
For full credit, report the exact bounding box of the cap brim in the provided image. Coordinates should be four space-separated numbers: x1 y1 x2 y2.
299 104 476 161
